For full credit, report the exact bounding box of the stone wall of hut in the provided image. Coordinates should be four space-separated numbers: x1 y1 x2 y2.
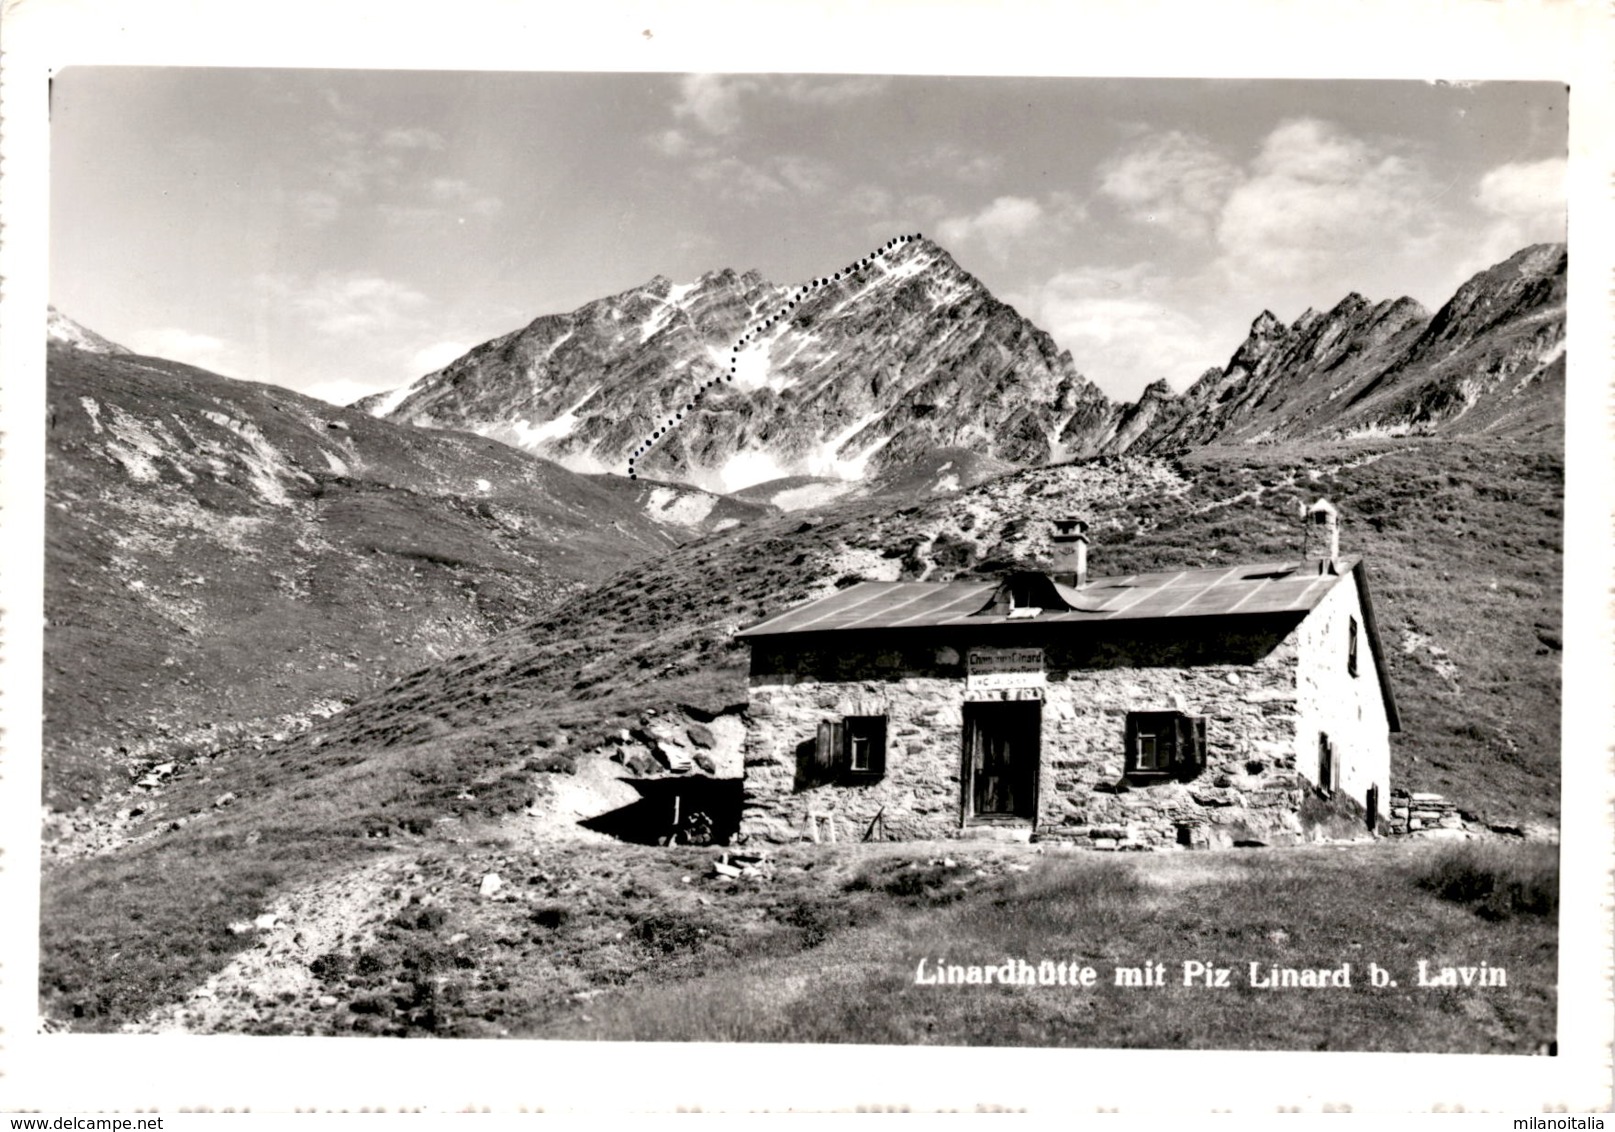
740 613 1369 849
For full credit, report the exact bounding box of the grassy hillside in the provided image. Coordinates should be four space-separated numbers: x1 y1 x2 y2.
48 833 1556 1051
268 435 1561 825
540 841 1556 1052
39 436 1560 1031
1122 440 1562 825
44 344 685 809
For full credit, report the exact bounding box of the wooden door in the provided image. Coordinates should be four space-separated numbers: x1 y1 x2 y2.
964 701 1041 819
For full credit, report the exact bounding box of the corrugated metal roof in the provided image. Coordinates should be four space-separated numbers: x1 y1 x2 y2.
736 558 1358 639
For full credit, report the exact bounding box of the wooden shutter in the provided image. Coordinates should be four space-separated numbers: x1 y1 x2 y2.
867 716 887 777
815 720 843 776
1167 715 1207 781
1169 715 1190 780
1124 713 1139 775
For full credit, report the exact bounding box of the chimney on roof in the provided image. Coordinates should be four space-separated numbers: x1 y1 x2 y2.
1303 498 1340 573
1051 518 1089 589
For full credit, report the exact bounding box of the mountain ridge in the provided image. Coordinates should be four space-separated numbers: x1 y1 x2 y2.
41 334 730 808
358 239 1565 490
1121 244 1565 451
357 235 1120 493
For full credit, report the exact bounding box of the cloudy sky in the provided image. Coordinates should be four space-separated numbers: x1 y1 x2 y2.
50 69 1565 405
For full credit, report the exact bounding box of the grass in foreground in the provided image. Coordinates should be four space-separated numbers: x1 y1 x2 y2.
529 840 1557 1053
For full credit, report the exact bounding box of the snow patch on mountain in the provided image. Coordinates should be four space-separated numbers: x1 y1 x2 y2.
364 384 415 419
730 333 793 394
645 486 718 528
638 283 701 344
704 449 790 494
770 481 862 511
507 386 600 447
802 410 890 480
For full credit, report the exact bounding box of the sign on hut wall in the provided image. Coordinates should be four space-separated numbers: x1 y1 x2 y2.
966 647 1046 695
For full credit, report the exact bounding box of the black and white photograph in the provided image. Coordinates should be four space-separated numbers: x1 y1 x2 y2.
3 0 1611 1116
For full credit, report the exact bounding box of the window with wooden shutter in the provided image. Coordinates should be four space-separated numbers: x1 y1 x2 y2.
842 715 887 781
1126 711 1207 782
1318 731 1336 795
1347 615 1360 677
1126 711 1172 777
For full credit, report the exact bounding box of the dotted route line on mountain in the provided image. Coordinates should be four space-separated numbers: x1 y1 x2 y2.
626 233 924 481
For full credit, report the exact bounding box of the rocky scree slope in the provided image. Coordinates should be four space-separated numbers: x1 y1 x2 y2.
1120 244 1565 451
357 237 1119 492
44 326 687 811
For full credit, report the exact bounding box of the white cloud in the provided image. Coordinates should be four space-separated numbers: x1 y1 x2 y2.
690 155 786 204
301 378 383 407
774 155 833 195
426 177 473 201
411 340 470 373
843 184 894 216
1476 157 1565 219
294 123 480 228
376 204 443 228
1098 130 1238 240
1468 157 1567 266
673 74 754 135
773 76 889 105
310 122 404 197
375 179 503 226
687 153 835 204
1214 118 1440 291
259 273 431 338
380 127 446 150
1047 190 1090 227
938 196 1045 259
1010 266 1213 401
854 193 950 244
912 142 1004 185
646 128 694 157
665 74 884 142
132 327 239 374
294 190 342 227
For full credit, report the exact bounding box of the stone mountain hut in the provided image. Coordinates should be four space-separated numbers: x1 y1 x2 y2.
734 503 1399 848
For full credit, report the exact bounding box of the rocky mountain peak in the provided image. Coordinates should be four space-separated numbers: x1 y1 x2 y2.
48 307 132 355
1138 378 1177 402
1413 242 1565 356
361 235 1115 494
1248 310 1285 337
352 240 1561 496
1117 245 1564 453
